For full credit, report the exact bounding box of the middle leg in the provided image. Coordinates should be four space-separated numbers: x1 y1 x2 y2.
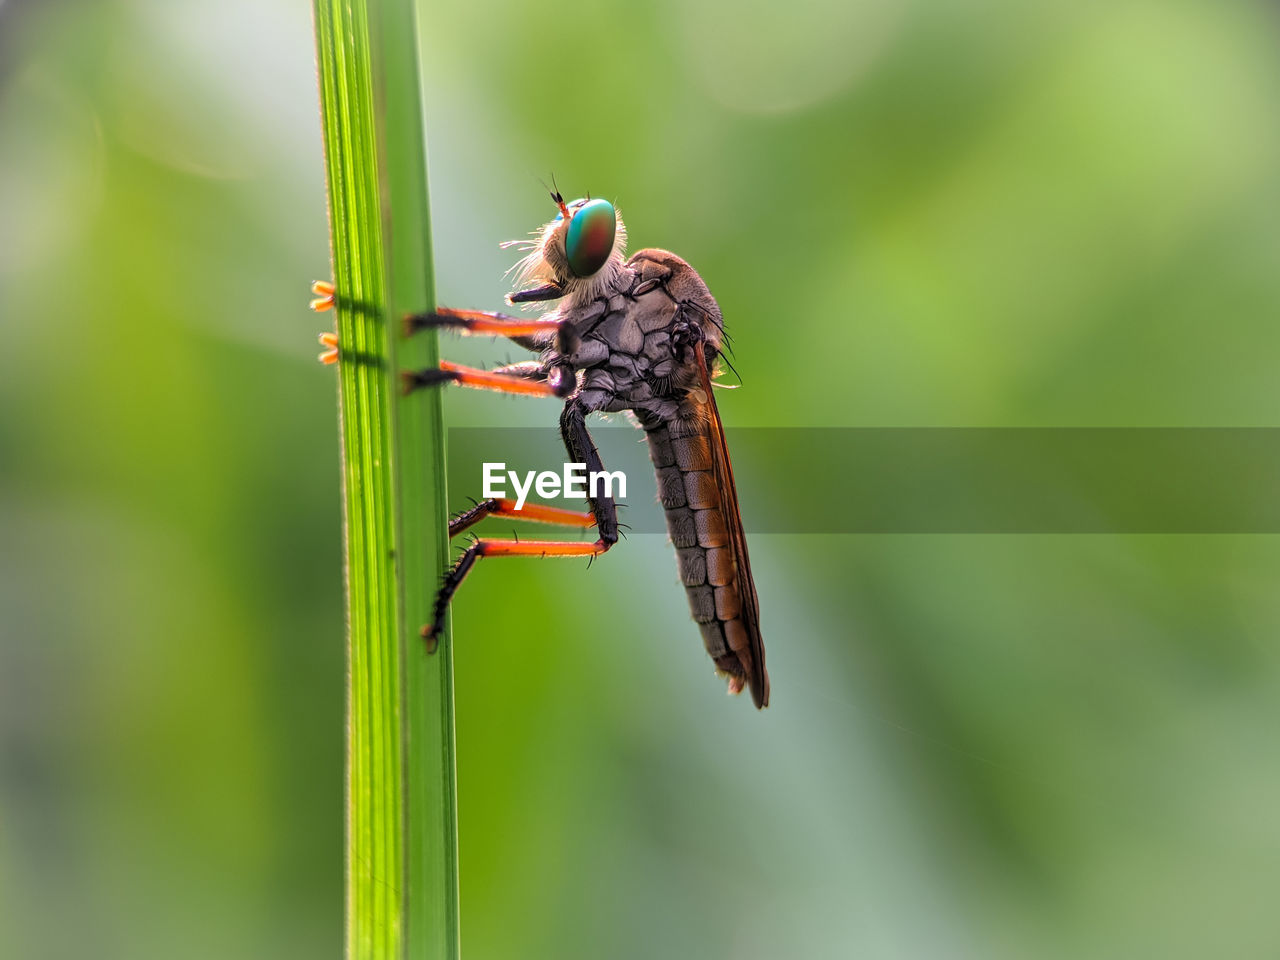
401 359 575 398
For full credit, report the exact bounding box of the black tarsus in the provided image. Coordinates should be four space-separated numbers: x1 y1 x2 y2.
423 545 478 649
448 498 503 538
401 367 459 395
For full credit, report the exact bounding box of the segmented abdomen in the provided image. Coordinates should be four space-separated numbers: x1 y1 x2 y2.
643 418 752 682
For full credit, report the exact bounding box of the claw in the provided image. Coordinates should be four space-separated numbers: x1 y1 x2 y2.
318 331 339 365
311 279 335 312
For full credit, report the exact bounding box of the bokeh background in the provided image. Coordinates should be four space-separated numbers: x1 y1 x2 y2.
4 0 1280 957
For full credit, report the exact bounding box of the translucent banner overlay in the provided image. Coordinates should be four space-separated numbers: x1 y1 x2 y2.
446 428 1280 533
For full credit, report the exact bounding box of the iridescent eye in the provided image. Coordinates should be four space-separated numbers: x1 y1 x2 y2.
564 198 616 277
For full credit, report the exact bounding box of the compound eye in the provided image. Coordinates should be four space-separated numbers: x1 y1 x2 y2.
564 198 616 277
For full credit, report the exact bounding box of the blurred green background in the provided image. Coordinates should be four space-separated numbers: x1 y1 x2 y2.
3 0 1280 957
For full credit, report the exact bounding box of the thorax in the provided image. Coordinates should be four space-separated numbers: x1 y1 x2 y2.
542 250 723 420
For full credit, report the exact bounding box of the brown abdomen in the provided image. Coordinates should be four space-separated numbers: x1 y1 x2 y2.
643 418 752 683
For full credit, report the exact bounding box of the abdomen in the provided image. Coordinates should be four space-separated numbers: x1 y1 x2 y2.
642 417 753 683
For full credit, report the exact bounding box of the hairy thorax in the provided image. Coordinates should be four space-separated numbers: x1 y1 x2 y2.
541 248 725 424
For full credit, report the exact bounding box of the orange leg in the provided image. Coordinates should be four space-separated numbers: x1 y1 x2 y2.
402 359 572 398
475 539 606 559
424 535 611 648
406 305 580 358
406 306 567 342
415 382 622 649
449 497 595 538
314 288 565 368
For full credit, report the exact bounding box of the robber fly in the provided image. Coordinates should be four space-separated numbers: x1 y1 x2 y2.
314 190 769 707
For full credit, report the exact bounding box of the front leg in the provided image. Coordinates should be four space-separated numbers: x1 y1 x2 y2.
401 305 580 398
405 306 580 355
507 281 563 304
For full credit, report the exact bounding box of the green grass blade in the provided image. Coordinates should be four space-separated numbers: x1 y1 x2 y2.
312 1 459 957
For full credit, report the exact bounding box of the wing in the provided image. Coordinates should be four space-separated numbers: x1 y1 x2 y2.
693 347 770 708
